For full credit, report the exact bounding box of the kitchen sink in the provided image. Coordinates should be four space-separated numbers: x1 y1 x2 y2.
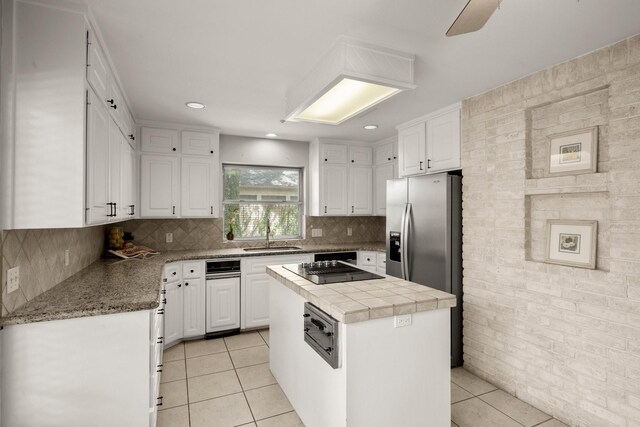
242 246 302 252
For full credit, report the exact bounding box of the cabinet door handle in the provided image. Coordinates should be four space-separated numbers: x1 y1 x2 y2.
419 161 424 171
128 134 135 140
129 204 135 216
210 206 213 215
177 283 181 288
324 206 327 214
172 272 177 276
351 206 354 214
162 298 167 304
324 158 327 162
113 202 117 216
161 290 167 294
172 147 176 151
110 104 117 110
172 206 176 215
210 150 214 154
157 309 164 314
106 99 114 105
185 282 189 286
351 159 354 163
427 159 431 169
388 157 391 161
156 396 163 406
393 156 397 159
190 269 194 273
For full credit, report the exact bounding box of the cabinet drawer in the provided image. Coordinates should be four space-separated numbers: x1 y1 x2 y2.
359 251 377 266
243 254 312 275
182 261 203 278
163 264 181 282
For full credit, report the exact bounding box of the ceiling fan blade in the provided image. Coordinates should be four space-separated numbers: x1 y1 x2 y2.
446 0 501 37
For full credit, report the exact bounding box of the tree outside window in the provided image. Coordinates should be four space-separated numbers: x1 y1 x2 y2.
223 165 303 240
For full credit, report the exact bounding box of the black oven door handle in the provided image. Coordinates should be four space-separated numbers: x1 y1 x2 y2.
310 318 326 331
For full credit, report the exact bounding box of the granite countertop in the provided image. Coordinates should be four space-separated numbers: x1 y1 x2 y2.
1 243 385 326
266 265 456 324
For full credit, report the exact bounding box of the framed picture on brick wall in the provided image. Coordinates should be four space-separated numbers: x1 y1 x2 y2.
547 127 598 176
545 220 597 269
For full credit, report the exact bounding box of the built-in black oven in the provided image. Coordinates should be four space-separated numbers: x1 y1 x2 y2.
303 303 340 369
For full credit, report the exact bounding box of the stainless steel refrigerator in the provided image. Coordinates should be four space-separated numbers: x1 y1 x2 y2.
386 172 463 367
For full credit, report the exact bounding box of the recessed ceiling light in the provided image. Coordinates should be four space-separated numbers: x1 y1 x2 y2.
185 101 205 109
265 133 278 138
364 124 378 130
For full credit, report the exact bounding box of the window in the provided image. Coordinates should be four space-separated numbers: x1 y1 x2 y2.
223 165 303 240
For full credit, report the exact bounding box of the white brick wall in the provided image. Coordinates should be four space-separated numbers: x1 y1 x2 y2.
461 34 640 427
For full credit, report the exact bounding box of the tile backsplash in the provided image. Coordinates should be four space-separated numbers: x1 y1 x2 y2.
122 216 385 252
1 226 106 316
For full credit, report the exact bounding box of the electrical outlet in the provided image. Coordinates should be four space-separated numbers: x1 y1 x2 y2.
166 233 173 243
394 314 412 328
311 228 322 237
347 227 352 236
7 267 19 294
64 249 70 266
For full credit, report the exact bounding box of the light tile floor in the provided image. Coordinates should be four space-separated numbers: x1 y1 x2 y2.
159 329 569 427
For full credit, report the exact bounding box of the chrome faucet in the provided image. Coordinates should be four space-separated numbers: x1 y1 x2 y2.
266 218 271 248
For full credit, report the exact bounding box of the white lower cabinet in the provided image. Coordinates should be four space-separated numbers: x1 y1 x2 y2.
164 280 184 347
376 252 387 275
183 277 206 337
243 275 271 329
358 251 378 273
206 277 240 333
163 261 206 349
241 254 312 329
2 308 164 427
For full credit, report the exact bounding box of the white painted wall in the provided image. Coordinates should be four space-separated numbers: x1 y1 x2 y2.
220 135 308 168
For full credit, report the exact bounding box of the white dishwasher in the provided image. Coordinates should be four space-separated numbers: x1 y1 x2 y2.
205 259 241 335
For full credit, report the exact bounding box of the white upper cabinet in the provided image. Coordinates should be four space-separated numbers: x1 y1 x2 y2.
140 154 180 217
121 139 136 218
86 31 108 102
181 131 219 156
398 122 426 177
349 166 373 215
139 126 221 218
321 143 348 164
426 108 461 173
375 142 395 165
349 146 373 166
141 127 179 153
373 137 398 215
108 120 122 220
374 163 394 216
321 165 349 215
1 1 136 229
86 89 111 225
310 139 374 216
397 103 461 178
181 156 218 217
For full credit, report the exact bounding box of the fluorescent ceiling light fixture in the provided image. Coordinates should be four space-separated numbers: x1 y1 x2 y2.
363 124 379 130
265 133 278 138
185 101 205 109
285 37 416 126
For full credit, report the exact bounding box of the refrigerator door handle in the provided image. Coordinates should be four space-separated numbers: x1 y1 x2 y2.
401 203 412 280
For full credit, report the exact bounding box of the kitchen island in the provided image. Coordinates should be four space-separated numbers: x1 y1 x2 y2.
267 264 456 427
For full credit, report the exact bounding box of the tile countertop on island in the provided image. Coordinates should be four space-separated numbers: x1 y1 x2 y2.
266 265 456 324
0 243 385 326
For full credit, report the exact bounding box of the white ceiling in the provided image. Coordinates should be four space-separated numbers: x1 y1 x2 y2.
85 0 640 143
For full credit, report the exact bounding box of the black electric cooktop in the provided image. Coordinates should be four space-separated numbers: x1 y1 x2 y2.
283 261 384 285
